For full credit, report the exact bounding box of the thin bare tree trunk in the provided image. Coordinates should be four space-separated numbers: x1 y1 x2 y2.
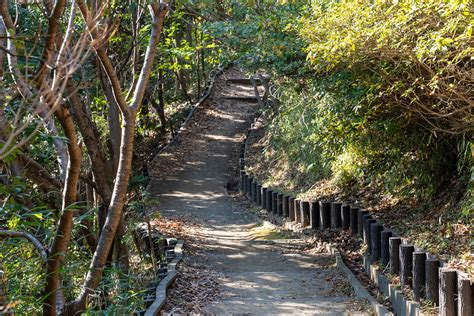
43 107 82 316
67 82 113 202
64 2 168 314
66 118 136 315
175 30 189 96
97 63 121 173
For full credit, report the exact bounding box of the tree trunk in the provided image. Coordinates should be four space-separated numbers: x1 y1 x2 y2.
66 116 136 315
155 68 167 135
43 106 82 316
67 82 113 203
65 2 169 314
79 217 97 254
97 63 121 174
42 115 69 180
174 30 188 97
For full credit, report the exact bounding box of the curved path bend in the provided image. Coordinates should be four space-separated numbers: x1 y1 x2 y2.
148 68 365 315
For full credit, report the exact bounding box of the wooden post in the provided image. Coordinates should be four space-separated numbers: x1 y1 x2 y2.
319 201 331 230
301 201 310 227
425 258 440 306
331 202 342 228
412 252 427 300
380 230 393 266
350 207 359 235
266 189 273 213
246 176 252 198
362 215 374 249
253 182 258 202
272 191 278 214
365 218 376 253
389 237 402 274
341 205 350 230
283 195 290 217
439 268 457 316
370 223 383 262
261 187 267 209
239 158 245 170
289 197 295 221
400 244 415 288
357 209 368 238
458 277 473 316
277 193 284 216
240 171 245 192
250 179 256 201
310 201 319 229
294 199 301 223
256 184 262 205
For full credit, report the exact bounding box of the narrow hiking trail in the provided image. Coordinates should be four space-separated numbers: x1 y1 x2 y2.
148 67 367 315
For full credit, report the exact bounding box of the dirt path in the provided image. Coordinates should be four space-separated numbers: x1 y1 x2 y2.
148 67 366 315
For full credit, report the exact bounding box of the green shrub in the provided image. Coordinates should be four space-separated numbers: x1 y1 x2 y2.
207 0 309 75
300 0 473 139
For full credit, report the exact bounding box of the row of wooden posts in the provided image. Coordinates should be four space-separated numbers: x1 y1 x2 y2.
238 143 472 316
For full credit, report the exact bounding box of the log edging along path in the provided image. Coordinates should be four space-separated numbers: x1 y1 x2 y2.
151 65 225 159
239 112 390 316
143 65 224 314
144 240 184 316
239 92 473 316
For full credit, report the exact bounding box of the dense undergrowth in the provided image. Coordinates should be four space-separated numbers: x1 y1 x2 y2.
217 1 472 274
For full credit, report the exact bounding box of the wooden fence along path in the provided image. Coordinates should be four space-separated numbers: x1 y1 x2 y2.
238 76 473 316
240 157 473 316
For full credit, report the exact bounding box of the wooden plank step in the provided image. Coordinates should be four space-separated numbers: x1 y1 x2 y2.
226 76 271 85
226 78 261 85
222 96 259 102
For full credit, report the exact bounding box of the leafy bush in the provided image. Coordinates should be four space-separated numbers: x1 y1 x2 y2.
207 0 309 75
266 73 460 198
300 0 473 139
259 0 472 199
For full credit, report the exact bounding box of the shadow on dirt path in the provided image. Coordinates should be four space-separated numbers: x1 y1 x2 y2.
148 67 368 315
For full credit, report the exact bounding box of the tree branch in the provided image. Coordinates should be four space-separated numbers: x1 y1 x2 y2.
130 2 168 112
0 230 48 262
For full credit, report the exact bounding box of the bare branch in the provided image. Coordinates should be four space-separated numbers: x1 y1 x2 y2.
0 230 48 262
130 2 169 112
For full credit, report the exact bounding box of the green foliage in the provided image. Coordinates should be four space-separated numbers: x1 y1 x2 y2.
2 0 472 312
206 0 309 74
1 1 222 312
267 73 460 198
256 0 472 200
267 72 365 183
300 0 473 137
1 244 44 314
